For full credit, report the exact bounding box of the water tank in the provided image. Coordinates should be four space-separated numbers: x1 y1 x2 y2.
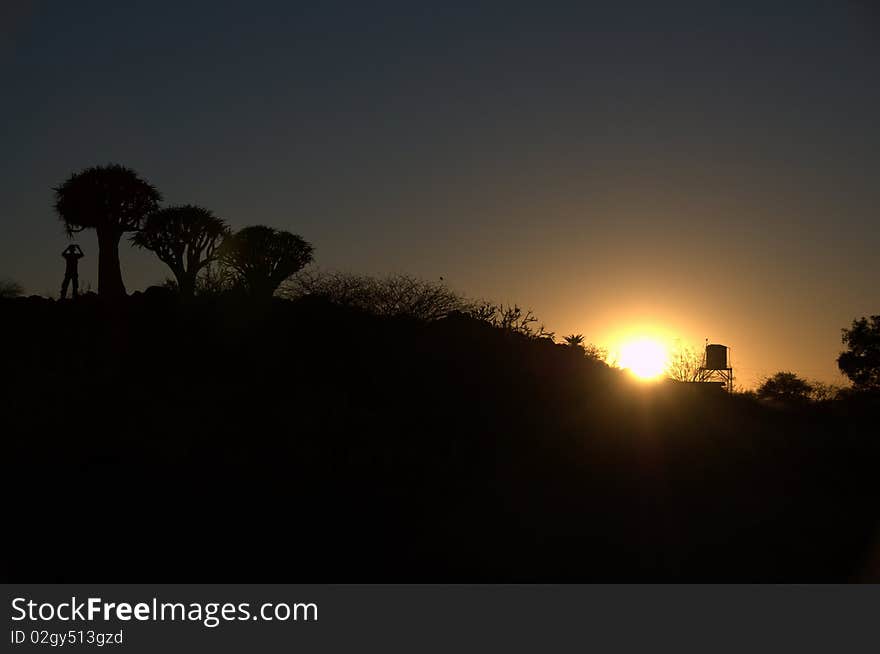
704 344 729 370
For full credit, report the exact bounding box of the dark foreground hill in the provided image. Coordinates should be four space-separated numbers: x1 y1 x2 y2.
3 291 879 581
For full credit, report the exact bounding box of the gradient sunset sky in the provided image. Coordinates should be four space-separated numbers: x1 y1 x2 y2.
2 1 878 385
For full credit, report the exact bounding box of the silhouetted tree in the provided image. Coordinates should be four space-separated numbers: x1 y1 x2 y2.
667 343 711 382
757 371 813 403
0 278 23 298
220 225 313 300
53 165 161 298
838 315 880 392
131 205 229 297
564 334 585 348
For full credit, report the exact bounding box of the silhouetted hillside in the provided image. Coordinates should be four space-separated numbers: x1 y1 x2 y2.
3 292 879 581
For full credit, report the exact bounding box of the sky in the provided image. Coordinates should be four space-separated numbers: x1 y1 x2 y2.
2 1 878 386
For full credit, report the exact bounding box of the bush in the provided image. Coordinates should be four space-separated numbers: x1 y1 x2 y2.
0 279 23 298
285 271 468 322
757 371 813 404
160 262 238 298
466 302 555 340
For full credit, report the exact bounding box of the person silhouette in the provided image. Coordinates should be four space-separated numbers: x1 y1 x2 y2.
61 244 84 299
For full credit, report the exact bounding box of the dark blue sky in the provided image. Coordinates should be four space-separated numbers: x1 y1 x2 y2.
2 1 878 383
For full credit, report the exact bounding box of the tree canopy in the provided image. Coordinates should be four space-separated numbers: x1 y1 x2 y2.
838 315 880 392
220 225 314 299
757 371 813 403
53 164 161 297
54 164 161 235
132 205 229 297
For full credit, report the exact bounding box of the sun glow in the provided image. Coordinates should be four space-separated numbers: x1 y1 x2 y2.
618 338 669 380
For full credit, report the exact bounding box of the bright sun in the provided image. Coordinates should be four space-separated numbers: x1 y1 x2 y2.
618 339 669 380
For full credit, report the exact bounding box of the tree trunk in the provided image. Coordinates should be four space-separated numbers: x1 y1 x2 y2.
97 228 126 299
178 270 197 298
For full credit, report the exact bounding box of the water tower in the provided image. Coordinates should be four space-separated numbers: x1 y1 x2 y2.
701 342 734 391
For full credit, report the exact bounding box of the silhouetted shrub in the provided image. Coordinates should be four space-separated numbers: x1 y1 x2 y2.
160 264 241 298
562 334 607 362
757 371 813 404
667 342 711 382
467 302 555 340
808 381 844 403
0 279 23 298
582 343 609 363
285 271 467 321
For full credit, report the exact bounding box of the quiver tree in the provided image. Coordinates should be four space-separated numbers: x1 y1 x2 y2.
131 205 229 297
220 225 314 300
53 164 161 298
